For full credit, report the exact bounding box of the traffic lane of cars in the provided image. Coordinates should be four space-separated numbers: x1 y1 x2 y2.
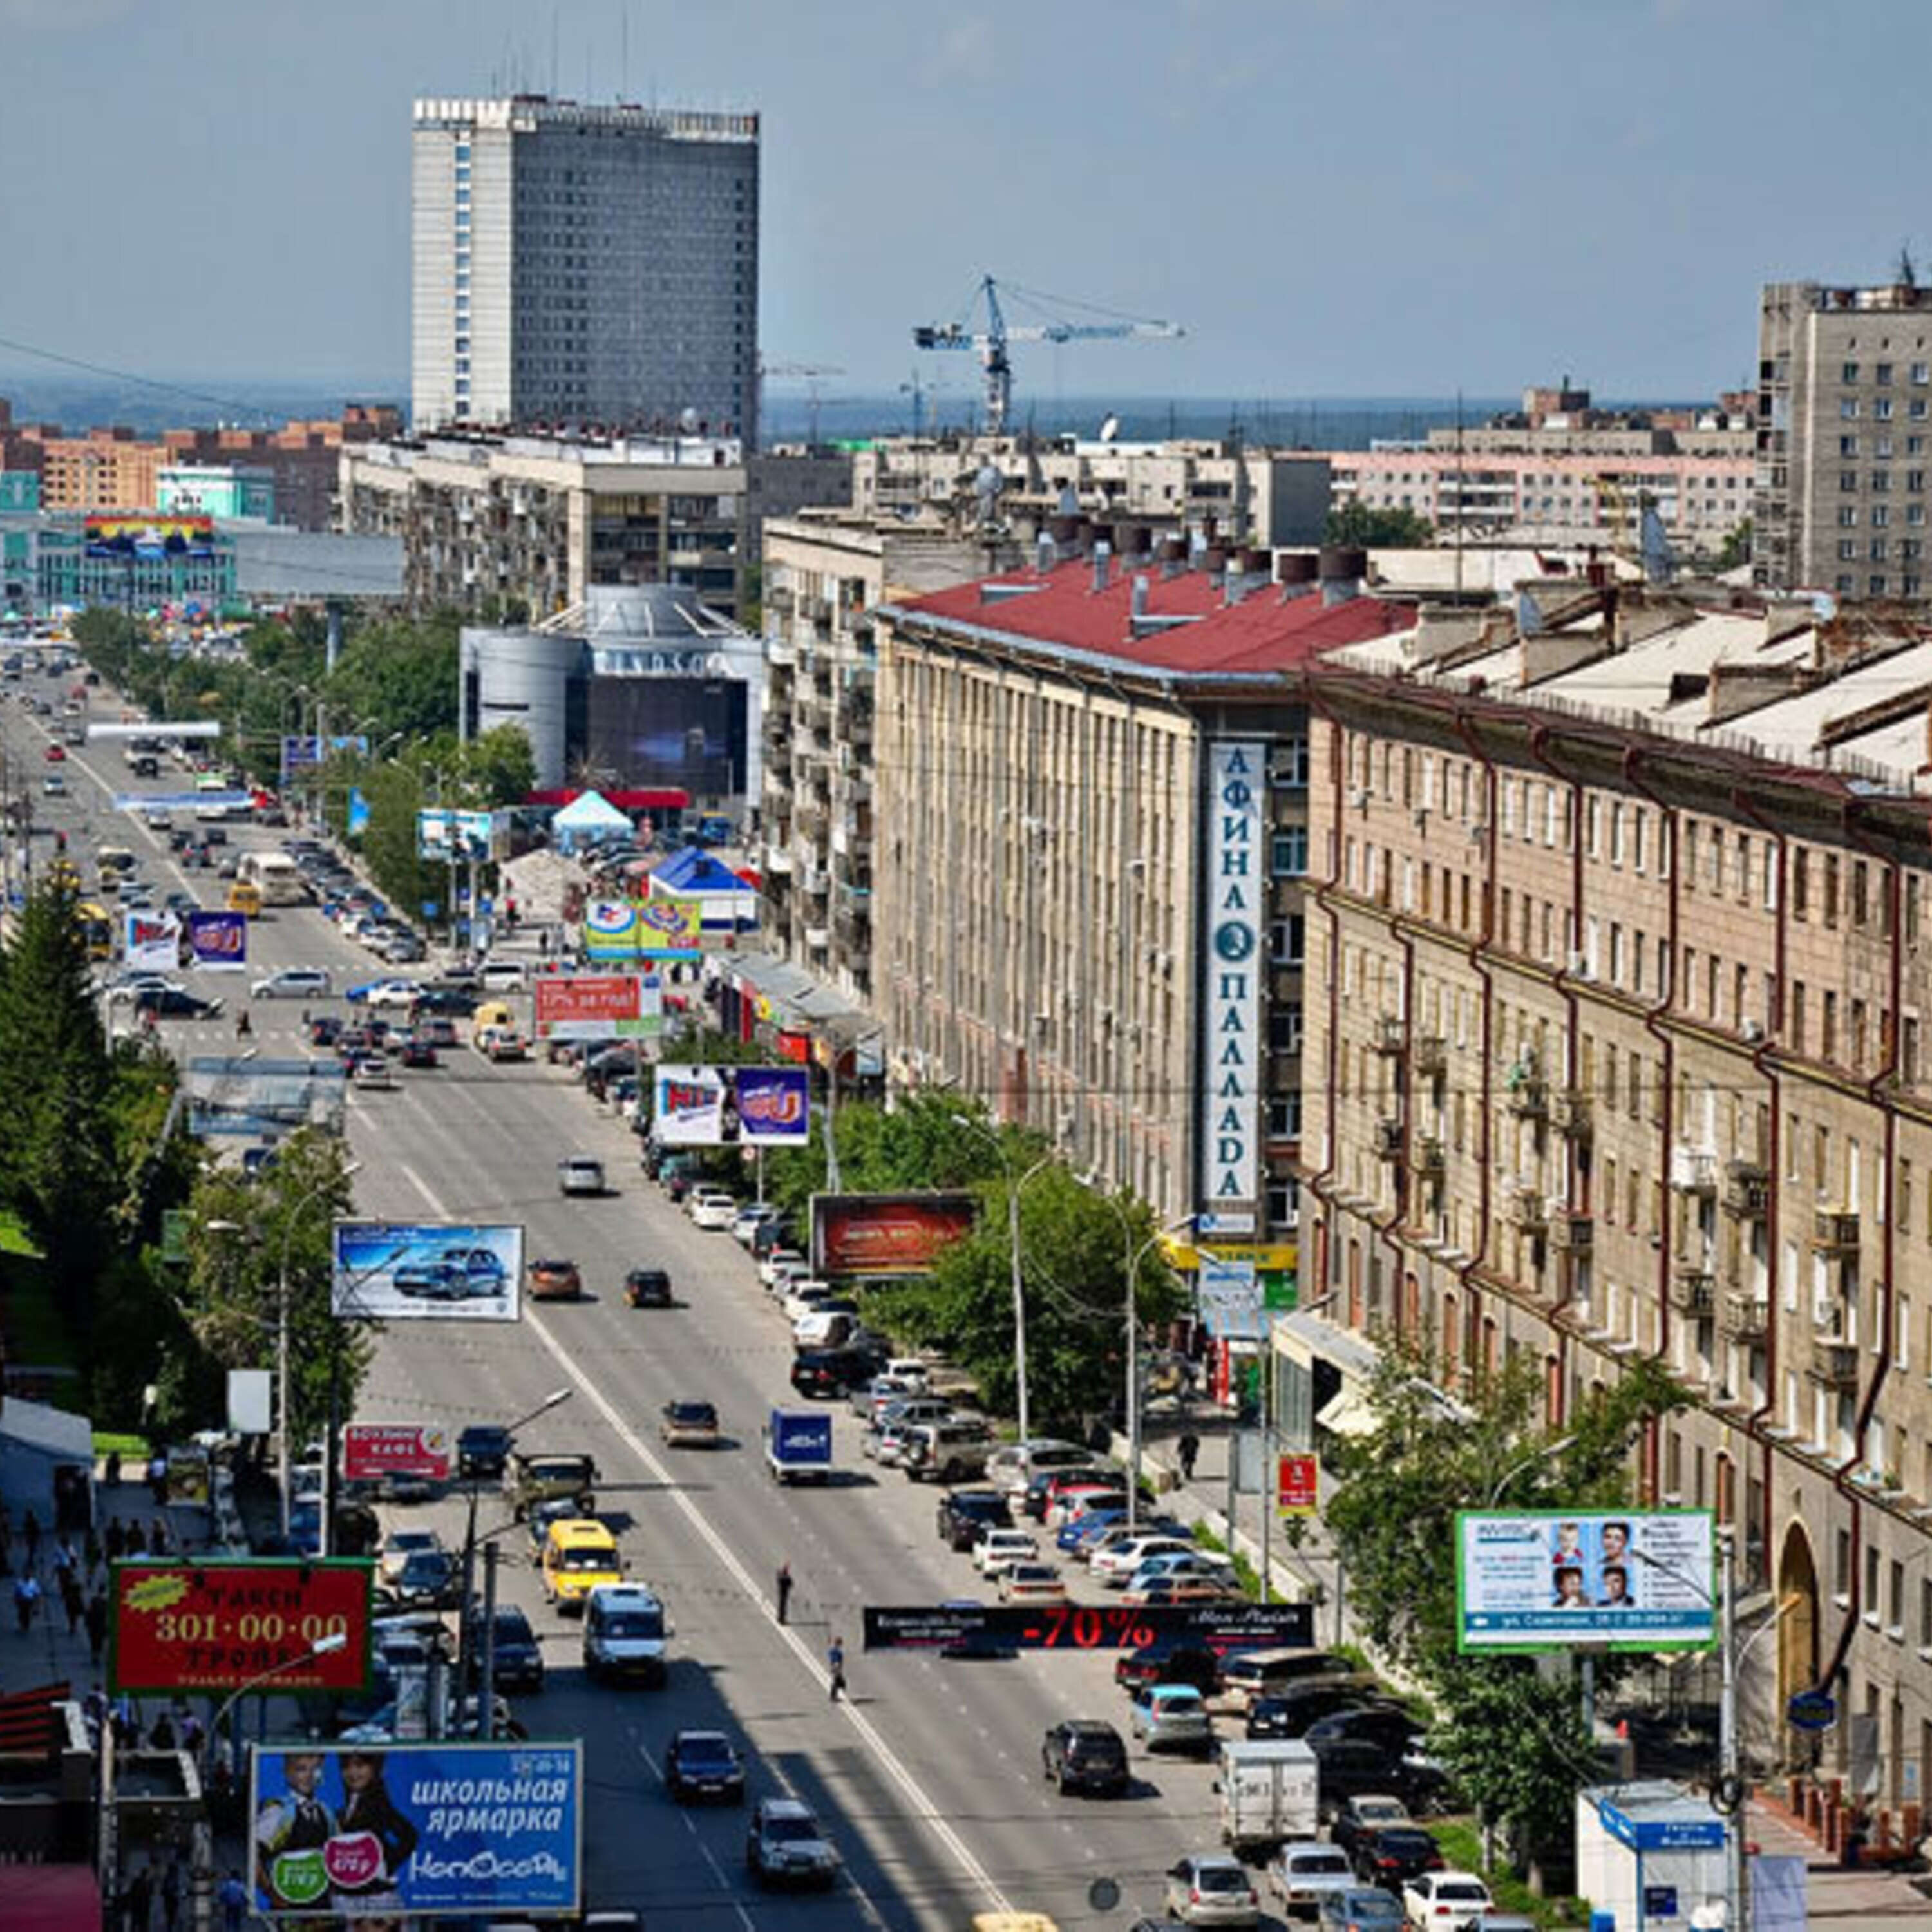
345 1070 1252 1926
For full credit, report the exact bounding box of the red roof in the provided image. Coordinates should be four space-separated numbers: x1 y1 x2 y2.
899 558 1408 674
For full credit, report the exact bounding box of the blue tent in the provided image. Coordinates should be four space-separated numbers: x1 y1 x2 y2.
652 846 755 895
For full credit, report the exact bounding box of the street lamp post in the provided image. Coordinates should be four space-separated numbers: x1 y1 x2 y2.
276 1163 361 1542
1483 1434 1579 1509
204 1631 349 1779
951 1114 1051 1443
1119 1211 1197 1537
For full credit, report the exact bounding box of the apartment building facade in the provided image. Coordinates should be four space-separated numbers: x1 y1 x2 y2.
1756 279 1932 600
411 96 759 441
1300 588 1932 1800
875 545 1406 1238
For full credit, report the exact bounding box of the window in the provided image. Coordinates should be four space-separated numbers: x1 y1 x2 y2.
1844 362 1862 384
1271 915 1305 965
1271 828 1308 876
1273 735 1310 788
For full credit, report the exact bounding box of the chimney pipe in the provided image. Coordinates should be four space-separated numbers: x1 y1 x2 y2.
1131 573 1150 622
1317 544 1367 607
1092 539 1113 593
1036 532 1056 574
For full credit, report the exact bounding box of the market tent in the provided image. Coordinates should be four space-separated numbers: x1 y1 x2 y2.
549 790 634 848
652 846 755 896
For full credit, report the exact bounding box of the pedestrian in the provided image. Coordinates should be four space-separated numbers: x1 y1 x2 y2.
538 927 550 958
86 1591 109 1663
60 1568 82 1636
14 1570 41 1634
147 1518 167 1556
216 1869 247 1932
121 1860 154 1932
179 1709 204 1757
104 1448 121 1487
148 1709 176 1752
147 1454 168 1506
827 1636 846 1703
52 1536 76 1580
1177 1431 1201 1483
84 1526 101 1571
112 1696 137 1752
158 1854 183 1932
22 1508 40 1568
775 1562 793 1626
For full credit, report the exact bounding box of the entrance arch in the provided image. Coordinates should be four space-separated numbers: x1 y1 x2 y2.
1777 1520 1822 1708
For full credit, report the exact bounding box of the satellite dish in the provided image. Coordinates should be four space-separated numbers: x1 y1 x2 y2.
1099 413 1121 443
679 406 700 433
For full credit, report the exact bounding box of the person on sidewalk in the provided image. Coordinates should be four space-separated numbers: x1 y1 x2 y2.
157 1854 184 1932
828 1636 847 1703
216 1870 247 1932
13 1570 41 1634
22 1508 41 1569
148 1709 176 1752
147 1518 167 1555
120 1860 153 1932
105 1519 124 1561
776 1562 793 1625
59 1567 82 1636
1177 1431 1202 1482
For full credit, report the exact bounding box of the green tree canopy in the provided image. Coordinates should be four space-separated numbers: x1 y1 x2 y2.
1324 501 1435 549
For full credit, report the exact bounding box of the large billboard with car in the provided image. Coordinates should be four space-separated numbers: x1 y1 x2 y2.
250 1741 582 1918
331 1220 524 1322
109 1558 373 1696
1455 1509 1717 1653
533 971 663 1041
811 1192 980 1280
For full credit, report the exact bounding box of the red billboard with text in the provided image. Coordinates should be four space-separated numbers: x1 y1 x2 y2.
342 1423 453 1484
533 972 663 1040
109 1560 373 1696
811 1191 980 1280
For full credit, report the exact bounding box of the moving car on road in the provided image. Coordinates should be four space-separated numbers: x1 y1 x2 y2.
1163 1853 1261 1927
1130 1683 1214 1754
1399 1873 1493 1930
527 1256 583 1301
659 1400 721 1448
541 1517 623 1614
558 1155 607 1197
583 1583 670 1685
663 1730 745 1804
1040 1719 1130 1797
746 1796 838 1889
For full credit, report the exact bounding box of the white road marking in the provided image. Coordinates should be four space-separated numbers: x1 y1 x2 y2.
399 1160 1013 1922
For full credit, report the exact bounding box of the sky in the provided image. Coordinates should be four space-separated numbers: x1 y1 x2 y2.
1 0 1929 406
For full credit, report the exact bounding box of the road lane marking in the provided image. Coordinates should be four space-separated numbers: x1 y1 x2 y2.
398 1162 1012 1922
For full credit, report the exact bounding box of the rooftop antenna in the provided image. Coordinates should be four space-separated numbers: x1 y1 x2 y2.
1454 388 1465 601
621 0 629 97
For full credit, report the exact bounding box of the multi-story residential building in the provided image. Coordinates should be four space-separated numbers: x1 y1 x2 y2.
410 96 759 441
1298 578 1932 1814
875 540 1408 1251
1756 279 1932 601
156 463 276 521
850 435 1332 549
759 509 1021 1004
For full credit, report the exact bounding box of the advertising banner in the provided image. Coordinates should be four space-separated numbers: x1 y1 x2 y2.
652 1063 730 1144
86 514 214 558
109 1559 373 1696
1198 740 1265 1220
122 909 181 974
811 1192 980 1280
227 1369 272 1436
1197 1256 1266 1341
280 735 370 783
416 809 497 863
342 1425 453 1485
86 719 222 741
735 1066 811 1145
1455 1509 1717 1653
187 909 248 971
346 788 370 837
114 790 253 815
636 897 703 956
331 1220 524 1322
863 1601 1314 1653
533 972 663 1041
582 898 643 961
1277 1454 1318 1516
250 1741 583 1919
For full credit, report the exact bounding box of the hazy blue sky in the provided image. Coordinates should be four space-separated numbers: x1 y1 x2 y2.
1 0 1926 403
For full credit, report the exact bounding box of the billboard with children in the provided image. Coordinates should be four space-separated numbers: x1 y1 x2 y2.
1455 1509 1717 1653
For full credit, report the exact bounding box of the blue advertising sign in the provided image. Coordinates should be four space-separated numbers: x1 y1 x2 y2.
1787 1689 1838 1733
113 790 254 814
346 788 370 837
331 1219 524 1323
735 1066 811 1145
187 909 248 972
280 734 372 783
249 1741 582 1918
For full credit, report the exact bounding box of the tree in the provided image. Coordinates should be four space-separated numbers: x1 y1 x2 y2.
1325 501 1435 549
1718 518 1753 571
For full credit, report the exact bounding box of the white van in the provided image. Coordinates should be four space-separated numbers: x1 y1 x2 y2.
478 958 527 992
582 1583 670 1685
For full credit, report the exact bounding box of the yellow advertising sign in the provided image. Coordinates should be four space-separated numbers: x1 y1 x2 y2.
1163 1240 1298 1273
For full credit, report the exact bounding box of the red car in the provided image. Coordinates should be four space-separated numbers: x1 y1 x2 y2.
43 744 64 762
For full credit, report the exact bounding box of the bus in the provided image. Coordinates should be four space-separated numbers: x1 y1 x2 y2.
75 900 113 960
236 851 305 906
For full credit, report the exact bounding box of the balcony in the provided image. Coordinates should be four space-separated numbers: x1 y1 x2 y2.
1812 1206 1861 1254
1412 1032 1447 1081
1374 1118 1405 1161
1721 1160 1770 1220
1503 1066 1548 1121
803 925 831 951
1549 1089 1593 1142
1507 1184 1547 1235
1548 1209 1593 1252
1669 1265 1716 1316
1669 1145 1719 1197
1808 1336 1861 1390
761 845 795 876
1372 1014 1406 1055
766 636 797 668
1414 1135 1445 1181
1720 1290 1769 1341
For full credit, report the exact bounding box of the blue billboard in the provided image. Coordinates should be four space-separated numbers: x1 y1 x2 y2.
249 1741 582 1918
187 909 248 972
331 1220 524 1323
735 1065 811 1145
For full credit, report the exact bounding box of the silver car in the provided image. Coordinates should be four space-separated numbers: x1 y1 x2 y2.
1164 1854 1260 1926
1130 1683 1213 1754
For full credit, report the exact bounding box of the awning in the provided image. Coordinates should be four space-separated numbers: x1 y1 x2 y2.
1316 1385 1378 1439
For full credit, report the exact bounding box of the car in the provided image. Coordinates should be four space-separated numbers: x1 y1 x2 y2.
688 1189 739 1231
1115 1638 1220 1698
659 1400 721 1448
664 1728 745 1804
972 1528 1039 1577
781 1278 839 1323
1130 1681 1213 1753
558 1155 607 1197
790 1345 886 1399
347 978 424 1010
133 986 223 1019
415 1016 460 1048
937 1488 1012 1552
393 1245 509 1302
1248 1680 1394 1739
623 1267 672 1308
505 1450 598 1520
1399 1873 1493 1931
1328 1795 1416 1867
1126 1573 1242 1608
1045 1481 1132 1528
397 1036 439 1069
792 1302 863 1349
1018 1464 1107 1520
1094 1533 1199 1584
379 1529 444 1586
759 1247 808 1287
457 1424 513 1479
43 743 64 762
41 773 65 795
1304 1707 1427 1757
481 1027 529 1061
900 1417 997 1484
862 1421 916 1468
1040 1718 1130 1796
527 1257 583 1301
477 958 527 992
1163 1853 1261 1927
997 1562 1067 1605
1349 1825 1445 1891
383 1548 462 1611
730 1203 780 1245
414 987 477 1017
1268 1842 1358 1920
745 1795 838 1889
352 1056 397 1092
1311 1736 1449 1816
1316 1889 1406 1929
107 974 185 1006
252 967 332 1000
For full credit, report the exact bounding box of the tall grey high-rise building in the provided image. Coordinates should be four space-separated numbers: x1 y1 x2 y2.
412 96 759 442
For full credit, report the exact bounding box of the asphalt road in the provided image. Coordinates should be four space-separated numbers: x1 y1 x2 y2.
0 667 1296 1931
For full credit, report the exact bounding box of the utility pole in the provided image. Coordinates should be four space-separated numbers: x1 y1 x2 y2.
1721 1529 1742 1932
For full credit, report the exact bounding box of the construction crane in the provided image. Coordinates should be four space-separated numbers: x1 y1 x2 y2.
913 275 1184 436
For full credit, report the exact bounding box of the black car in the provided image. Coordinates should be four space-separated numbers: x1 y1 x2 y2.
1311 1736 1450 1815
381 1548 462 1611
414 987 478 1017
134 986 223 1019
936 1488 1012 1552
664 1729 746 1804
457 1423 513 1479
1350 1824 1446 1888
307 1016 343 1046
1041 1719 1130 1796
1253 1680 1396 1739
473 1604 545 1694
624 1268 672 1308
1115 1638 1220 1698
1303 1707 1426 1756
790 1345 886 1399
397 1037 439 1069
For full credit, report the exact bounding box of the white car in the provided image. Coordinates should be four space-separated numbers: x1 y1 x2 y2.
361 980 424 1011
688 1190 738 1231
558 1156 607 1197
792 1306 860 1349
759 1247 808 1287
731 1204 780 1246
352 1057 397 1092
1092 1534 1198 1584
782 1280 837 1323
972 1528 1039 1577
996 1563 1066 1605
1266 1842 1355 1918
1401 1873 1494 1929
478 958 527 992
108 974 184 1005
252 967 332 1000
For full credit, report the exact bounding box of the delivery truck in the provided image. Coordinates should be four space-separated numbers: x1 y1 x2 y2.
1217 1738 1320 1858
766 1408 833 1485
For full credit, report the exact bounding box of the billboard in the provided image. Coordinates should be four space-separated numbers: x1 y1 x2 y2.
122 909 181 974
331 1220 524 1322
86 719 222 741
187 909 248 971
281 735 371 783
342 1425 453 1486
582 897 703 961
86 514 214 559
583 673 749 795
110 1559 373 1696
533 972 663 1041
250 1741 582 1919
1455 1510 1717 1653
811 1192 980 1280
1198 740 1266 1223
863 1601 1314 1653
416 808 500 864
735 1066 811 1145
652 1063 732 1144
1198 1256 1267 1341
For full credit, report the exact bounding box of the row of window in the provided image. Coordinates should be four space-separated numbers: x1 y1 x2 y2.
1841 362 1932 385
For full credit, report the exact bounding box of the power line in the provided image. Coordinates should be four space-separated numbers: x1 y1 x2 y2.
0 328 288 429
